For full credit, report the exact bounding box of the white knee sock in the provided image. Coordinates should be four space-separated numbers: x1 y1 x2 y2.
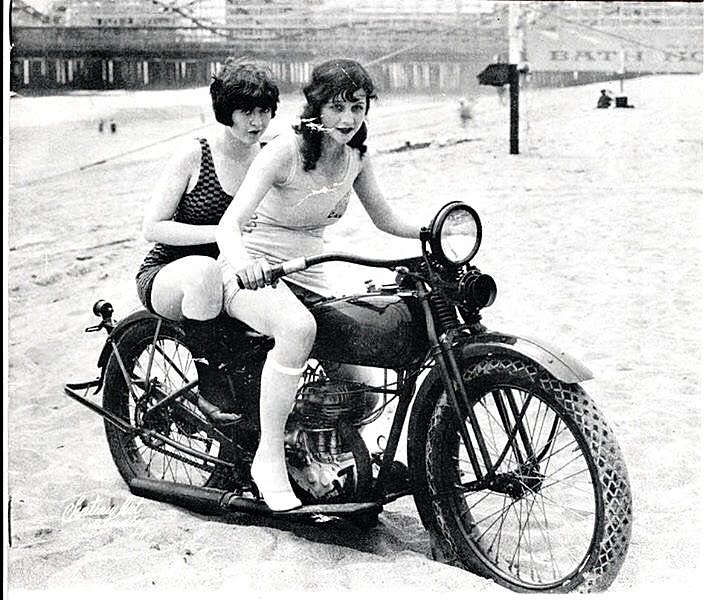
251 351 306 511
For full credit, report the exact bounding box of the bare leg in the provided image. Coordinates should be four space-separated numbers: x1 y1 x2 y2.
224 280 316 511
150 256 223 321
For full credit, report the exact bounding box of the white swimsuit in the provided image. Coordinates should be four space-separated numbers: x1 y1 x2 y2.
228 133 362 295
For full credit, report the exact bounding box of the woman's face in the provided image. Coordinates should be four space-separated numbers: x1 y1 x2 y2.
319 89 367 145
229 106 272 144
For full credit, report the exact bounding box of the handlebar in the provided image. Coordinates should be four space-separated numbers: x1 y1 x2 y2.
236 252 422 289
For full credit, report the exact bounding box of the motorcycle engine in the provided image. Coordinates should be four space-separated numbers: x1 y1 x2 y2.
285 377 375 501
285 427 363 501
293 378 377 429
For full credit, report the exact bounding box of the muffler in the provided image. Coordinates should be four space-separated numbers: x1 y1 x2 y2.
129 477 382 517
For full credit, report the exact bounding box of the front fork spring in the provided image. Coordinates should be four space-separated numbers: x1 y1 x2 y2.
429 292 459 334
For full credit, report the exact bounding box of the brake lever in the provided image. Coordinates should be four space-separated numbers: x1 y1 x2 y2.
85 320 114 334
394 266 427 285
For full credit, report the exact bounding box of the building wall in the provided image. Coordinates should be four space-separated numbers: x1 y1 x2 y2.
9 52 490 93
47 0 182 27
10 1 703 92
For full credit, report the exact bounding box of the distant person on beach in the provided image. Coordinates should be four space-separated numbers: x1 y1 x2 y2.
136 60 279 350
458 97 474 127
216 58 423 512
98 119 105 133
597 89 613 109
109 120 117 133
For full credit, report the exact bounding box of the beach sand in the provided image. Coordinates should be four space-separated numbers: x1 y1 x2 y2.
6 74 703 596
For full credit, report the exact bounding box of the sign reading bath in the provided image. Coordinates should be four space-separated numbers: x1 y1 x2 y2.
526 21 702 73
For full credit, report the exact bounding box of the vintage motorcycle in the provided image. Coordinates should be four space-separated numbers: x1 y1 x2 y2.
65 201 632 592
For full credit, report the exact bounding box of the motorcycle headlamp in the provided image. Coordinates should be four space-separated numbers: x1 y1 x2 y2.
429 202 482 266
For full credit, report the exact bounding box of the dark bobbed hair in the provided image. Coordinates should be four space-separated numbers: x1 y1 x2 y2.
210 59 280 126
293 59 377 171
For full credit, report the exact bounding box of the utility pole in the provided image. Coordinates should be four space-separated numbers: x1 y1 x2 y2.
508 2 525 155
619 48 626 94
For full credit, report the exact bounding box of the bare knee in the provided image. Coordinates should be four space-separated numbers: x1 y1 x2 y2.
151 257 222 320
283 312 317 348
273 311 317 362
184 260 221 293
179 258 223 320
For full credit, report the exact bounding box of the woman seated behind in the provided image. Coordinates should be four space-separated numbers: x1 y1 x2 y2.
136 60 279 323
216 58 423 511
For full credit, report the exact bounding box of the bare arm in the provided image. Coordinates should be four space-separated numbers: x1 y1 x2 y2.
142 140 216 245
216 137 293 288
352 154 422 238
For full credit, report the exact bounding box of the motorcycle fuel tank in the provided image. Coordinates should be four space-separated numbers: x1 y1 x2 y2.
310 291 429 369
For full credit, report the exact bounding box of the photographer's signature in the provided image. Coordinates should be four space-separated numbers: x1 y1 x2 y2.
62 494 142 524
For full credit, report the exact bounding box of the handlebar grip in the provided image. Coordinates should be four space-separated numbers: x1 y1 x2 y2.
234 258 307 290
268 264 285 286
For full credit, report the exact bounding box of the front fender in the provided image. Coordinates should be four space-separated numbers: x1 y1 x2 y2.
97 309 159 369
458 330 592 384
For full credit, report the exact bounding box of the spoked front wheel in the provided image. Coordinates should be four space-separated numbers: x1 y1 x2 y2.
102 319 230 488
421 356 631 592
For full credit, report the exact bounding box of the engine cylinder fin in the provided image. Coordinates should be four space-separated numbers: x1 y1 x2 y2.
293 379 374 430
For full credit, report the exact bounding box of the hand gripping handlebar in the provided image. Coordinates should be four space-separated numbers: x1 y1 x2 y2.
235 253 421 289
236 252 422 289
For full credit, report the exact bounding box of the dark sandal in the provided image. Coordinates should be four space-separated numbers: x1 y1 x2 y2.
196 396 242 426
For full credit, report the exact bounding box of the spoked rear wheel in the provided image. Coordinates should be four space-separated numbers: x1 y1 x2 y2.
103 319 230 488
423 356 631 592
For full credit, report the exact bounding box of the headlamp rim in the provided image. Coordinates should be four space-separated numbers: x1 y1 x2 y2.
429 201 482 266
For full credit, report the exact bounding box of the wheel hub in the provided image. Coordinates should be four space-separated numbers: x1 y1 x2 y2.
485 465 544 499
134 379 190 441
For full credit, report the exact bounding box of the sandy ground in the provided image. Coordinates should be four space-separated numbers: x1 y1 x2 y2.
5 74 705 597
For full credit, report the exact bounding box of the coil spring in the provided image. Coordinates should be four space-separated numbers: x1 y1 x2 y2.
429 292 459 333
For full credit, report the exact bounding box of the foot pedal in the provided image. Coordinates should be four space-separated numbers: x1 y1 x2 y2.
223 495 382 517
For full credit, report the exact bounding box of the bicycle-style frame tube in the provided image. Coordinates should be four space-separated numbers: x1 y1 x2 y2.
371 368 420 499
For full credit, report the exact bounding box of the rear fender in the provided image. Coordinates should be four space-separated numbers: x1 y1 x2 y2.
97 310 159 370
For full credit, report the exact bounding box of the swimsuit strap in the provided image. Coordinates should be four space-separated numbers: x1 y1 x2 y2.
280 135 301 186
192 137 220 192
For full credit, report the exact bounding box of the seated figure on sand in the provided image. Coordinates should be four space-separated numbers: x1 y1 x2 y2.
597 89 613 109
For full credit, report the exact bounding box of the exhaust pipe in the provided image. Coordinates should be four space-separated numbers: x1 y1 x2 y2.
129 478 235 515
129 478 382 517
